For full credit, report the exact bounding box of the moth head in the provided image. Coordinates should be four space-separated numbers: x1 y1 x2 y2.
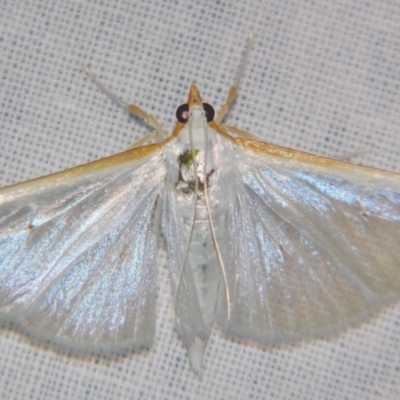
175 84 215 124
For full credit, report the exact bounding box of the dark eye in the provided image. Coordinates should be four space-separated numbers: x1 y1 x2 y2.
176 103 189 123
203 103 215 122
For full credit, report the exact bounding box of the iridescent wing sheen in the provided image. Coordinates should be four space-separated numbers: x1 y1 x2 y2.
217 139 400 345
0 146 166 352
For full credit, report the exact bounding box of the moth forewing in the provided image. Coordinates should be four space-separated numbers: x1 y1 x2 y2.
0 143 168 352
213 136 400 345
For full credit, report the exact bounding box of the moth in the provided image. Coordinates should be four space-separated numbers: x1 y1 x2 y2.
0 66 400 375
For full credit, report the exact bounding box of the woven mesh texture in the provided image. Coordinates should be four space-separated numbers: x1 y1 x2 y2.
0 1 399 399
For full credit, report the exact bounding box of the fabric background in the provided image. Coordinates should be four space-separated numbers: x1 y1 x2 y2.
1 1 399 399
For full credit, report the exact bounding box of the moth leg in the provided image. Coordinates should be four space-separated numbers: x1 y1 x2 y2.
221 124 260 140
215 33 253 125
335 146 371 161
128 130 158 148
127 104 166 142
84 65 167 142
215 86 238 125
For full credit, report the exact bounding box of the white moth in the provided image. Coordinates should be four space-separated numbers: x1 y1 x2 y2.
1 66 400 375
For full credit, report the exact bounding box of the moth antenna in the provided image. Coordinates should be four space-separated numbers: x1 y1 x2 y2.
202 119 231 320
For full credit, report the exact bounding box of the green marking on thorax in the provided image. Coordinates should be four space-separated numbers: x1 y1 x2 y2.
179 149 200 169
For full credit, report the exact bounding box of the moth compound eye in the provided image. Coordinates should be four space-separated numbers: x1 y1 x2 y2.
176 103 190 123
203 103 215 122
